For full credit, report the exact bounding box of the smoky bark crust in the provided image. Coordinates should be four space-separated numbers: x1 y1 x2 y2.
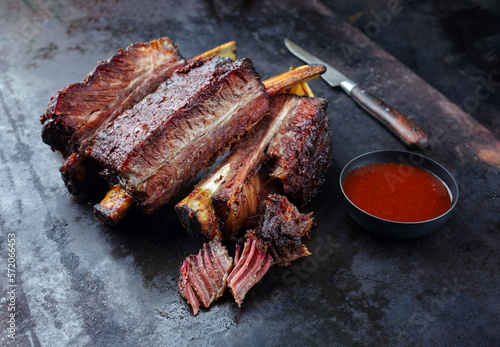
91 57 269 214
252 194 313 266
267 95 332 204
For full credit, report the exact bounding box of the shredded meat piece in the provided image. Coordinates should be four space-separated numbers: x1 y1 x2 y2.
178 238 233 315
227 233 273 307
253 194 313 266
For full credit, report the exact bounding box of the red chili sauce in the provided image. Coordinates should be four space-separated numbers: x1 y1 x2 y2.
342 162 452 222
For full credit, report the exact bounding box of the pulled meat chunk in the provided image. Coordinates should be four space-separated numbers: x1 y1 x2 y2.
178 238 233 315
253 194 313 266
227 233 273 307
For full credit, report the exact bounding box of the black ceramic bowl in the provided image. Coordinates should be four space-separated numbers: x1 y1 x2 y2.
339 150 459 239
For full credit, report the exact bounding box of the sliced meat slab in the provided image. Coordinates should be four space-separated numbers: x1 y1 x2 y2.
227 233 273 307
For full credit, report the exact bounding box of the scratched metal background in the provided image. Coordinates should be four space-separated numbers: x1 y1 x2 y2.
1 0 499 346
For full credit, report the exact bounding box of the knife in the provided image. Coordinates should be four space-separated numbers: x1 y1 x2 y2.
284 38 429 149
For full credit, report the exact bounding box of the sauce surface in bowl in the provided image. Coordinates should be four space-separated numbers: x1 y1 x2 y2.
342 162 452 222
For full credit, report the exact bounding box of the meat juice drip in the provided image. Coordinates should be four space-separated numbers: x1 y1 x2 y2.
342 162 452 222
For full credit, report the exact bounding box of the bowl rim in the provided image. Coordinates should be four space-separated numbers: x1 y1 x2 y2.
339 149 459 226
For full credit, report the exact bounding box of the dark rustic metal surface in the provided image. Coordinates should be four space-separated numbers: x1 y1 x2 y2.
1 0 499 346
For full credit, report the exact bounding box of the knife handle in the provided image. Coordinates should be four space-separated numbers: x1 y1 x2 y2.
347 84 429 149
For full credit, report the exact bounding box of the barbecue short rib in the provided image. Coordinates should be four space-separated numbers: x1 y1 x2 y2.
176 93 332 239
91 57 269 214
40 37 186 194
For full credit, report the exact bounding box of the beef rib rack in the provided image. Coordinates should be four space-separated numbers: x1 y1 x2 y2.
40 36 327 225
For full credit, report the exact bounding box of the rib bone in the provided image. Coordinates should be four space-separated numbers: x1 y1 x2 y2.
93 185 134 226
195 41 237 61
263 64 325 97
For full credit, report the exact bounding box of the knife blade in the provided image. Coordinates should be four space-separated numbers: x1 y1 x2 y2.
284 38 429 149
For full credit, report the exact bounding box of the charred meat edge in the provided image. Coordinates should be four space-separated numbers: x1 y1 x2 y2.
253 194 313 266
267 96 332 204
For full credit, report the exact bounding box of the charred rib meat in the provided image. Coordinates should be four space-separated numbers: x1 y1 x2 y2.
41 37 186 194
93 64 325 225
40 36 332 315
267 95 332 204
